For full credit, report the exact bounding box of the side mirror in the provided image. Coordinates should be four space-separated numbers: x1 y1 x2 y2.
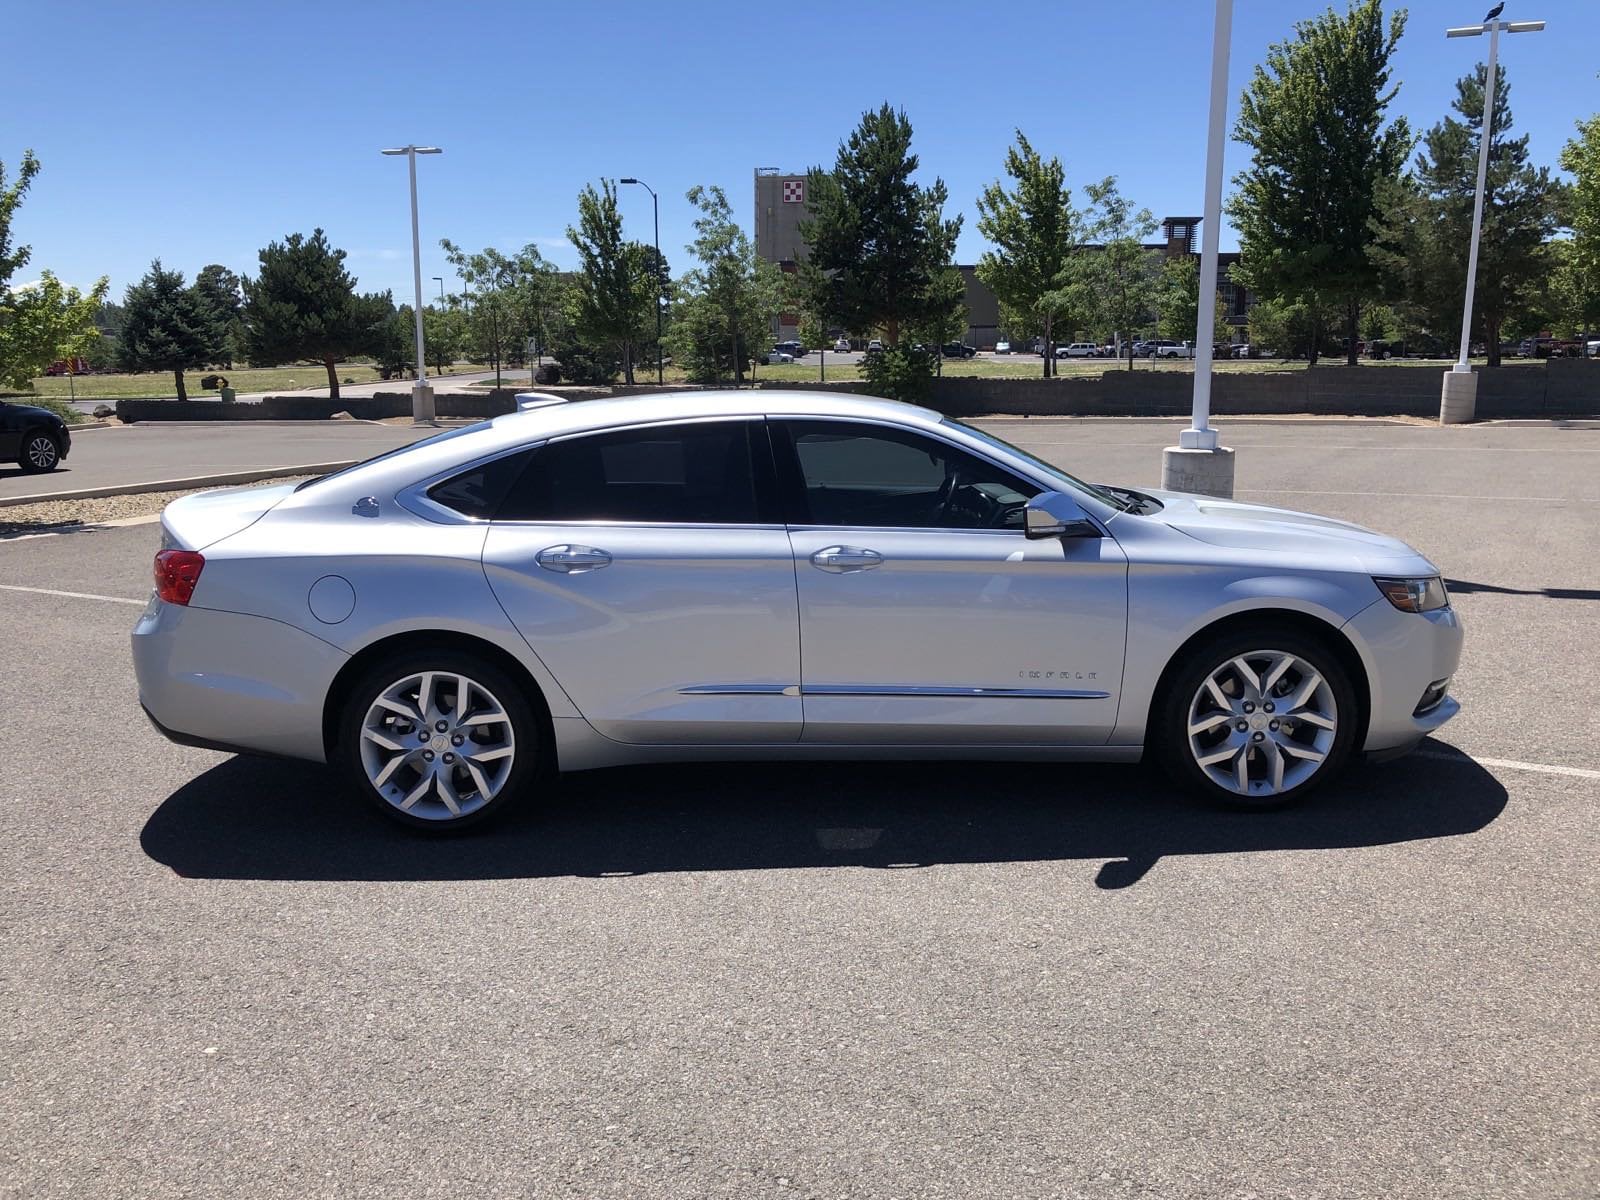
1024 490 1101 540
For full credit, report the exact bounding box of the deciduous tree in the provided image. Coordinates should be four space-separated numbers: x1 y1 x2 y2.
0 150 108 388
1228 0 1411 365
566 181 656 384
1080 178 1159 370
975 131 1081 376
1558 103 1600 340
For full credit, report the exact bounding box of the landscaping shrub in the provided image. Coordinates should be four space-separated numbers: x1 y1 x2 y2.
860 342 936 403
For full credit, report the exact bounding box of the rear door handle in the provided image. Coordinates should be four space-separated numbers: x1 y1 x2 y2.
811 546 883 573
536 544 613 574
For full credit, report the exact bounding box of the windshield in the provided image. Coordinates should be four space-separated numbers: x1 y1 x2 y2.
942 418 1125 511
293 421 494 491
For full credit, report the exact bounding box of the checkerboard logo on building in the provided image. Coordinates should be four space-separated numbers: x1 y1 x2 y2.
783 179 805 204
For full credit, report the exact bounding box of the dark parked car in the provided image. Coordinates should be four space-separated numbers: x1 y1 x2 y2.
1 400 73 473
941 342 978 359
773 340 807 358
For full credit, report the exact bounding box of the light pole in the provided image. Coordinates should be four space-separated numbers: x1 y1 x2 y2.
433 276 445 303
1439 13 1545 424
620 177 665 385
381 145 442 422
1161 0 1236 498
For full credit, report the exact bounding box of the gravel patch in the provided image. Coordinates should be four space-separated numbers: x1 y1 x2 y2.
0 475 313 539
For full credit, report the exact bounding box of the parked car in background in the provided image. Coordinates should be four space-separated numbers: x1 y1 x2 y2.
1057 342 1099 358
941 342 978 359
834 338 851 352
994 341 1012 354
133 390 1463 832
763 349 794 364
867 339 884 353
1149 340 1189 359
1231 343 1252 359
774 341 806 359
0 399 73 473
1130 339 1155 357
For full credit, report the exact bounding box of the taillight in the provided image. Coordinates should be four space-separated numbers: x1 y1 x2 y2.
154 549 205 605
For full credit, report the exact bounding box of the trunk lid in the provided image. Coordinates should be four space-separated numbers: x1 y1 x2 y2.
159 482 296 550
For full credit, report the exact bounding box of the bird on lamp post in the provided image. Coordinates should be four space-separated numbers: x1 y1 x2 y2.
1484 3 1503 20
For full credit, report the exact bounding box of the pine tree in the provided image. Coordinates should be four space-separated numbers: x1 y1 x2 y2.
117 261 224 401
1373 67 1562 364
801 104 962 346
241 229 385 399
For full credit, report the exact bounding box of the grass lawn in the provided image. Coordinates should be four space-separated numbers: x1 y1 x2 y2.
16 362 491 401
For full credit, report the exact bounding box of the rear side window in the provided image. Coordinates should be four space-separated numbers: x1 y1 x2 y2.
427 448 536 519
498 421 765 524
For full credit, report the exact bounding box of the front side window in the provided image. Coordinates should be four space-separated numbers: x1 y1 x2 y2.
497 420 763 524
779 420 1038 530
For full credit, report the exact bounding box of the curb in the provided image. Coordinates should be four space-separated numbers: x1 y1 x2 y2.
0 462 356 509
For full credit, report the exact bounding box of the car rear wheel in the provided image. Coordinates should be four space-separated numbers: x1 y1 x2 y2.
336 650 543 832
19 430 61 473
1156 627 1358 809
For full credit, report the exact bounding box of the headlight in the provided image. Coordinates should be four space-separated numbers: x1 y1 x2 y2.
1374 576 1450 613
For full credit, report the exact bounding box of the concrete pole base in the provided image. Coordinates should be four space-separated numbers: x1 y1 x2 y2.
1440 369 1477 425
411 383 436 425
1161 445 1236 498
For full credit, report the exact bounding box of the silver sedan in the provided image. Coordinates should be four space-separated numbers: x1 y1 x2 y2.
133 393 1462 831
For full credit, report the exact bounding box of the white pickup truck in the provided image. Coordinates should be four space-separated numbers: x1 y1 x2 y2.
1149 339 1194 359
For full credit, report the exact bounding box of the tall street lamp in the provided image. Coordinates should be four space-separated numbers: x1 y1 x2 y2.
381 144 442 423
620 177 665 385
433 276 445 303
1161 0 1236 498
1439 12 1545 424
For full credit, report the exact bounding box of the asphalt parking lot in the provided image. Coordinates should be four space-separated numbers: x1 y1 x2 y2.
2 417 1596 1198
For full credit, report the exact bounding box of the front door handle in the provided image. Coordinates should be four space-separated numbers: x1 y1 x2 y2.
536 544 613 574
811 546 883 573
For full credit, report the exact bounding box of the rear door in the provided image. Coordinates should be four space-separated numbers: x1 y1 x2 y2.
481 418 802 745
773 419 1128 745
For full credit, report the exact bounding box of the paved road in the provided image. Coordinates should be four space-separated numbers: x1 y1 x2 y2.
1 420 1596 1198
0 423 443 500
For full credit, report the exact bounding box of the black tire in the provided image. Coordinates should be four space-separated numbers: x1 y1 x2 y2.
18 429 61 474
1154 624 1359 810
335 648 546 833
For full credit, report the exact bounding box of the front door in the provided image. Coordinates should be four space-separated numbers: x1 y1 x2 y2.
774 419 1128 745
483 418 801 745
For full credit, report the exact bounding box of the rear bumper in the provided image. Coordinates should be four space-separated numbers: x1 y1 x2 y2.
1344 599 1464 753
132 598 345 763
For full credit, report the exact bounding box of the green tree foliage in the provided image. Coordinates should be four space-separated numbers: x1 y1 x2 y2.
861 342 939 403
1558 105 1600 338
422 305 467 375
668 184 783 385
975 131 1081 376
365 298 414 379
241 230 390 399
566 180 656 384
1157 255 1230 344
1372 66 1563 364
1080 179 1159 369
0 151 109 389
193 264 244 368
116 261 225 400
440 240 565 387
1228 0 1411 365
910 267 969 375
801 104 962 349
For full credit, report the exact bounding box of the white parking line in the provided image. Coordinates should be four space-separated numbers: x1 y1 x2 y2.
1418 750 1600 781
0 583 146 608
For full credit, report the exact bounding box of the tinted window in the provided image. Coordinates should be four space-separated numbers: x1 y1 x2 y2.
781 421 1038 530
427 448 535 519
499 421 762 524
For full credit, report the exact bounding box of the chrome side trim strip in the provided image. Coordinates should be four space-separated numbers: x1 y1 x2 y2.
802 684 1111 700
679 683 1109 700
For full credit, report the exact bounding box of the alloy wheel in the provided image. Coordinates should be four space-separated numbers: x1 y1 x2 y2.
358 670 516 822
25 435 58 470
1186 649 1338 798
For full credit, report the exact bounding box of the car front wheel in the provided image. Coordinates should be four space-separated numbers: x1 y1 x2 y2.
19 430 61 473
1157 628 1358 809
336 650 543 832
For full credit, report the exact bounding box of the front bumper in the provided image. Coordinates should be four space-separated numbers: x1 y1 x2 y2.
132 597 346 763
1343 598 1464 753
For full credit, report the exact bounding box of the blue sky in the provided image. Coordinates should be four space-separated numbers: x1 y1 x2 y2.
10 0 1598 303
